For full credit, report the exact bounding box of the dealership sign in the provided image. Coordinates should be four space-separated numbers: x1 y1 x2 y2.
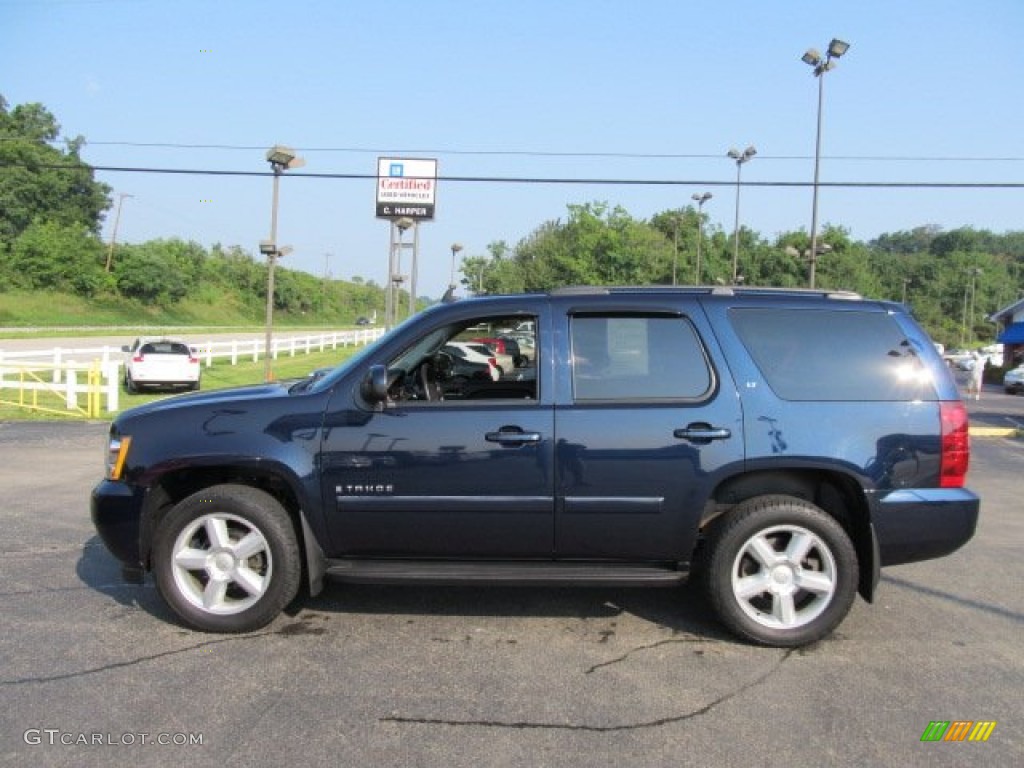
376 157 437 220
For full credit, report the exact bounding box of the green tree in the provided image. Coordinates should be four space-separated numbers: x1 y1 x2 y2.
5 219 111 295
509 202 672 289
0 96 111 246
115 246 190 305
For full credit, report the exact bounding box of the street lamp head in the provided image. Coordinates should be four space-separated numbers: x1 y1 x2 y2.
802 48 822 68
451 243 463 254
729 146 756 165
264 145 299 167
395 217 414 232
692 191 712 204
277 245 293 258
828 39 850 58
259 239 277 256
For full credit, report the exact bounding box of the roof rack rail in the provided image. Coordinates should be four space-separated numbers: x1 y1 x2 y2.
549 286 611 296
546 284 862 300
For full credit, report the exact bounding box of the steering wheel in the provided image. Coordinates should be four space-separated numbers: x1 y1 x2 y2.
418 360 442 401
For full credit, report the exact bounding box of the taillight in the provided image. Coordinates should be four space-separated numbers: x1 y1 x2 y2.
939 401 970 488
132 355 144 363
489 357 498 367
189 355 199 364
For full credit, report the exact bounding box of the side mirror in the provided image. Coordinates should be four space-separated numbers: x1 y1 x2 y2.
360 364 389 406
121 345 131 353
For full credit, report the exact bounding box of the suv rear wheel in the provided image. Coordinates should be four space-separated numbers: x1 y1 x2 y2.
152 484 301 633
704 495 858 647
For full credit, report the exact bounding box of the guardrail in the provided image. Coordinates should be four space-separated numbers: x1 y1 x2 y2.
0 328 385 415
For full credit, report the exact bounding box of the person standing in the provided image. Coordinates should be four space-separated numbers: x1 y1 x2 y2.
968 352 985 400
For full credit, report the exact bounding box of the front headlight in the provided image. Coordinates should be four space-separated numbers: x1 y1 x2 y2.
106 435 132 480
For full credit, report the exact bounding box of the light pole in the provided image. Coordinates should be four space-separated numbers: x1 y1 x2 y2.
958 268 983 346
691 192 712 284
449 243 463 291
263 145 304 382
670 215 681 285
104 192 134 272
801 38 850 288
260 241 292 380
727 147 756 283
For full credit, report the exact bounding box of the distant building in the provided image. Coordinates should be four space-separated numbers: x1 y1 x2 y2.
991 297 1024 366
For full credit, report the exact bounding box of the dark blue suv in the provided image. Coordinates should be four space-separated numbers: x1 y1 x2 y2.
91 287 979 646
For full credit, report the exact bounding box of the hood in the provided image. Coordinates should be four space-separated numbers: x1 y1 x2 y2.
118 382 294 420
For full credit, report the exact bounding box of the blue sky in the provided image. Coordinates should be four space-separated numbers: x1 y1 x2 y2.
4 0 1023 296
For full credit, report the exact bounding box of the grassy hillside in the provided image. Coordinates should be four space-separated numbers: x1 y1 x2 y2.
0 287 382 331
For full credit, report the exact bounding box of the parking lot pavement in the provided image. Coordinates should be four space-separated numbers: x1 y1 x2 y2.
963 380 1024 436
946 363 1024 434
0 421 1021 768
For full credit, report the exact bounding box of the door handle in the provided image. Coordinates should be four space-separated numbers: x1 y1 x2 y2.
485 428 542 445
673 424 732 443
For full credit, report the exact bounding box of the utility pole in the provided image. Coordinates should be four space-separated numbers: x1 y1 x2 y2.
104 193 133 272
323 252 331 315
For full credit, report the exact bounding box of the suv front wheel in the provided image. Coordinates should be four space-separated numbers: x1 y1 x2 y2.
704 495 858 647
152 484 301 633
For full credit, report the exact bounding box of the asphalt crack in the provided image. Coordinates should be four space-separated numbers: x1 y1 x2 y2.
381 648 795 732
0 619 323 687
584 635 710 675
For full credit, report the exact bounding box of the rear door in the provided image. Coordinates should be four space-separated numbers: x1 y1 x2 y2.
552 300 744 561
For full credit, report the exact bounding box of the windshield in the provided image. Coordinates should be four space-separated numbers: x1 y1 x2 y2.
294 323 402 394
296 306 455 394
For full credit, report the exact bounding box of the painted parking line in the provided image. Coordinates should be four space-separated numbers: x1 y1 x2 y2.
969 426 1020 437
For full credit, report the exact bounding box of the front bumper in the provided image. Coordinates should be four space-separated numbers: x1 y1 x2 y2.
91 480 147 567
871 487 980 566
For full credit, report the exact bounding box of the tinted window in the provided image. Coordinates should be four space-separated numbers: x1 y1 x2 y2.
571 316 712 401
140 342 190 355
729 308 936 401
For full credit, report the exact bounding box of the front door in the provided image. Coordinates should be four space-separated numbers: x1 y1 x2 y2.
320 311 554 559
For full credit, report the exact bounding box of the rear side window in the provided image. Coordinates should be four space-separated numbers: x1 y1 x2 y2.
729 308 936 401
571 315 712 401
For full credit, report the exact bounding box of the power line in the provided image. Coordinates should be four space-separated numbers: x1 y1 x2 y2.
2 161 1023 189
3 136 1024 163
2 159 1023 189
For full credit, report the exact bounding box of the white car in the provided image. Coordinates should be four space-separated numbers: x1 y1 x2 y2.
1004 365 1024 395
442 342 501 380
123 337 201 392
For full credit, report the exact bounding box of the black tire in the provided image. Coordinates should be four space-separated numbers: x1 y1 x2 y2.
703 495 858 647
124 373 137 394
152 484 301 633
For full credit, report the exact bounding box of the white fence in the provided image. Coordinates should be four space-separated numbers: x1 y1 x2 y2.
0 328 385 415
0 359 119 418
